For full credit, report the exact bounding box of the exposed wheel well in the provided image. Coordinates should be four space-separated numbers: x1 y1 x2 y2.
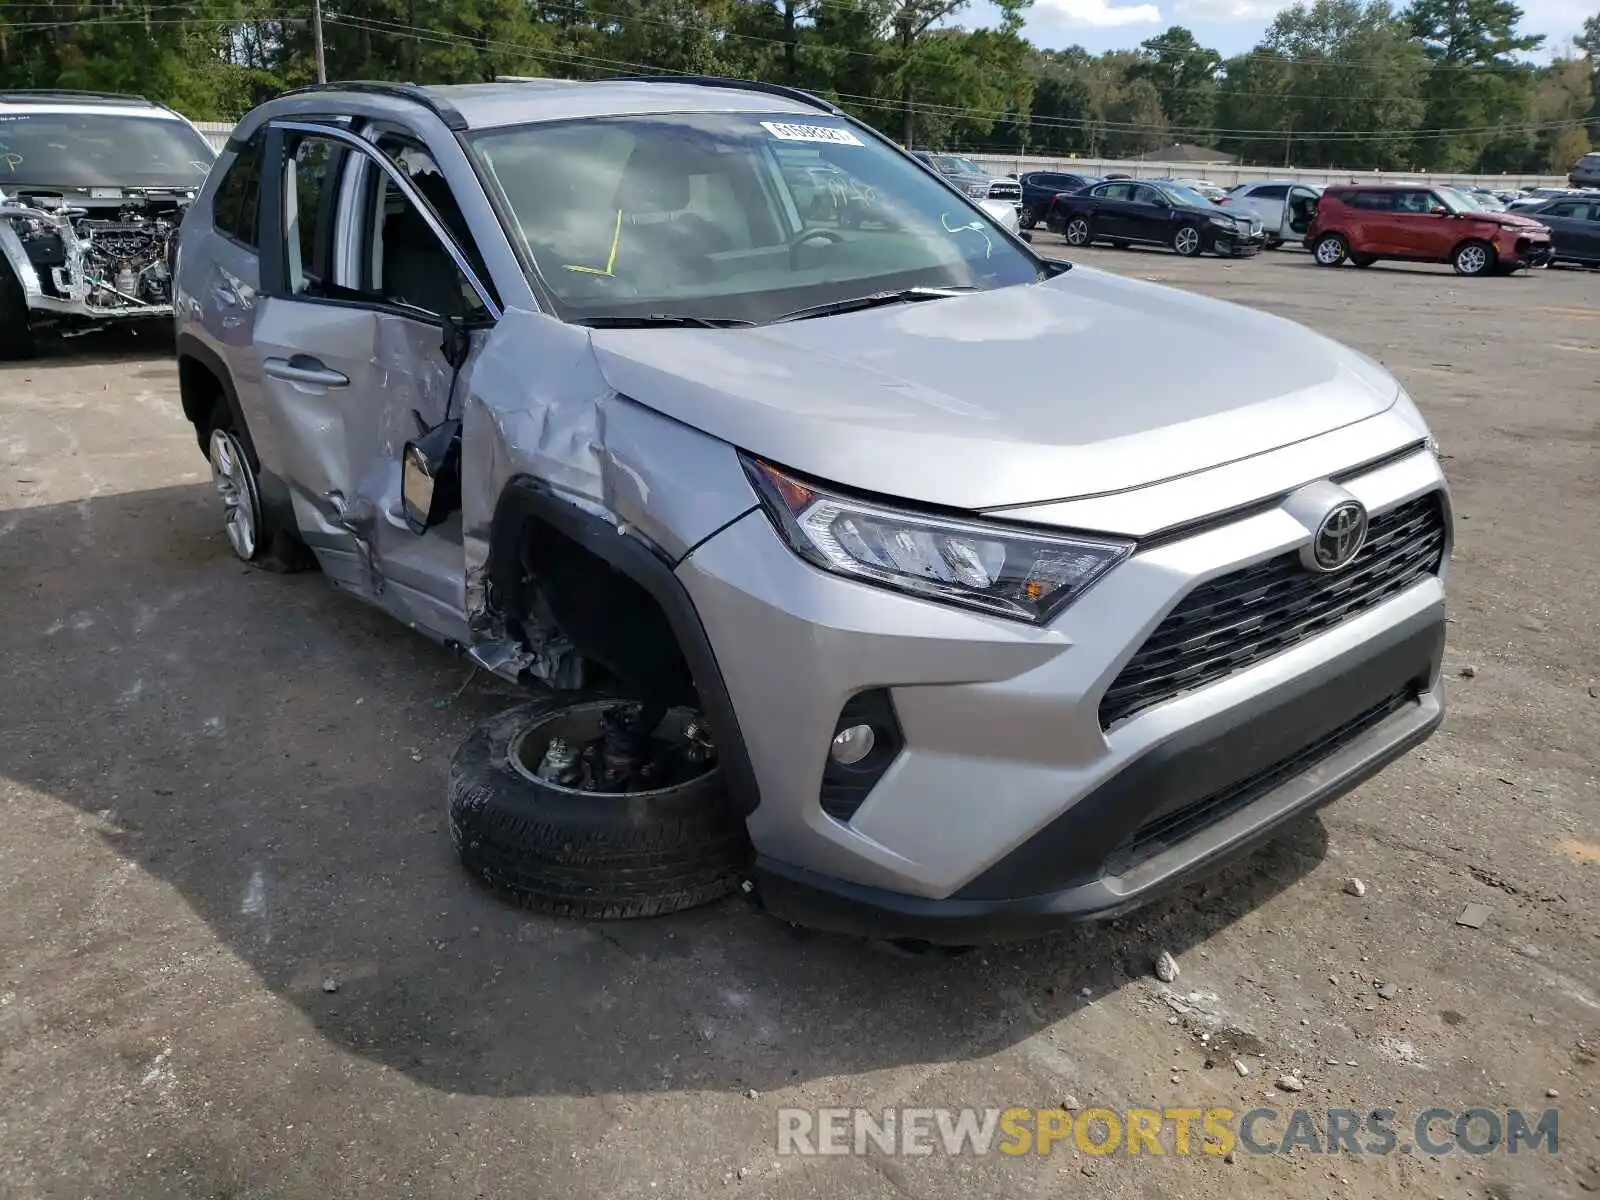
178 354 226 452
486 478 761 817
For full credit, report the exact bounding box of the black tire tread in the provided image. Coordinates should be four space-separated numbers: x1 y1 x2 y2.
449 701 749 919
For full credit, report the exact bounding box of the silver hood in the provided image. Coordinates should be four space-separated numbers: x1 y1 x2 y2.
587 266 1402 511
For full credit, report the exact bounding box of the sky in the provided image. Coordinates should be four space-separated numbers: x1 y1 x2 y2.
971 0 1596 57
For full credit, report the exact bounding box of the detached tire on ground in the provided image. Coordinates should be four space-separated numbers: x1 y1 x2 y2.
449 699 750 918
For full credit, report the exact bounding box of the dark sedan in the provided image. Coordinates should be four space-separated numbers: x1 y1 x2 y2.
1523 195 1600 267
1018 170 1101 230
1048 179 1266 257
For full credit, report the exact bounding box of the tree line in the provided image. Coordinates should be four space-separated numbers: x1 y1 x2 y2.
0 0 1595 172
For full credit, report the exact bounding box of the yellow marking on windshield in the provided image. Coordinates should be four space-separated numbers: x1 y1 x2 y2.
1 152 22 172
563 208 624 276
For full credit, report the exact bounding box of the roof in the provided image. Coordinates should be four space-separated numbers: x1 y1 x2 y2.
1131 142 1238 165
273 77 834 133
0 89 177 119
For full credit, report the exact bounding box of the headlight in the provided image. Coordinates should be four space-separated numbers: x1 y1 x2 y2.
966 182 988 198
1209 214 1238 229
744 457 1133 624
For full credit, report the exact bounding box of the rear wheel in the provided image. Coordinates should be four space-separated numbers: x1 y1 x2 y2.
1064 216 1092 247
1452 239 1495 276
1172 225 1203 257
207 402 314 572
1265 237 1284 250
1313 233 1349 267
0 262 37 361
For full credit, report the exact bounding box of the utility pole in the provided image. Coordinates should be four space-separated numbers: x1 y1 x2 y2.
312 0 327 83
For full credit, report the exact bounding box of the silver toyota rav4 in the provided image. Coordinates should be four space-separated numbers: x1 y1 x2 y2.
174 77 1451 942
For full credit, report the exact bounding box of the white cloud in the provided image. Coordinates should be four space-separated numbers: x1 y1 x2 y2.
1170 0 1280 19
1033 0 1164 27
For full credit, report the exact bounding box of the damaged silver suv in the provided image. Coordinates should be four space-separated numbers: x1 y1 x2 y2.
174 77 1452 942
1 90 216 357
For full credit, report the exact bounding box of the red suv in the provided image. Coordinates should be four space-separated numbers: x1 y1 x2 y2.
1306 184 1553 276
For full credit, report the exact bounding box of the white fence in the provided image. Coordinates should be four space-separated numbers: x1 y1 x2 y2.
966 153 1567 191
195 120 234 150
191 121 1567 190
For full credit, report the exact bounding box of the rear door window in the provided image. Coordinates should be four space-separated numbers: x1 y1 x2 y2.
212 133 264 248
1251 184 1289 199
283 135 344 296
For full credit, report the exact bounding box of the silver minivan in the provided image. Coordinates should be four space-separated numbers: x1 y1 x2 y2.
1220 179 1324 248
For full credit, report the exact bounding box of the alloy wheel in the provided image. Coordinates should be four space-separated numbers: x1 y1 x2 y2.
1065 218 1090 246
1315 236 1347 266
1173 226 1201 256
208 428 259 561
1455 244 1489 275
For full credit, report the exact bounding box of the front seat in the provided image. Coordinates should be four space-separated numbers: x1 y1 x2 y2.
611 145 723 284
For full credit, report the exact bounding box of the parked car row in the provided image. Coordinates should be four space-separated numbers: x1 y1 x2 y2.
1000 168 1597 274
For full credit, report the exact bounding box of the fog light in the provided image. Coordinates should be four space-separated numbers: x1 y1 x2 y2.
830 724 876 766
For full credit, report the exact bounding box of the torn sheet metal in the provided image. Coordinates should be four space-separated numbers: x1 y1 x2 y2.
457 306 761 689
462 305 613 687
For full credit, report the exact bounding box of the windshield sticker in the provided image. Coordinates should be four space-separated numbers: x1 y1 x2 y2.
760 121 863 147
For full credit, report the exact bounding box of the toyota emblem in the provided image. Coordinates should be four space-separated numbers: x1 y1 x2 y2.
1311 500 1368 571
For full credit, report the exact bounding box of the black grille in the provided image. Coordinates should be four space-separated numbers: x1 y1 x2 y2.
1124 687 1416 860
1100 492 1447 729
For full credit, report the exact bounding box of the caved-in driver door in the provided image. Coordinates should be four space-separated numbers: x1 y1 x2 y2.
252 121 499 641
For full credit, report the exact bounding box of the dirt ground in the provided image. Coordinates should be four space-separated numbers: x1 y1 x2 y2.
1 248 1596 1200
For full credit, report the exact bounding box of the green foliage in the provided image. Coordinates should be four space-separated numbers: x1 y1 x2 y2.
0 0 1592 170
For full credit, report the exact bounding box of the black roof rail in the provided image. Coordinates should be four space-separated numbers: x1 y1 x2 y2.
604 74 840 116
0 88 158 105
275 80 468 131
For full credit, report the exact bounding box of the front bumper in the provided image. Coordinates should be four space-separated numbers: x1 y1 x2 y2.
1210 228 1266 257
675 430 1450 938
752 614 1443 942
1507 237 1553 267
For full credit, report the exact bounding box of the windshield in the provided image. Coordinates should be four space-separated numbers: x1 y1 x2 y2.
469 113 1041 326
0 110 215 188
931 155 985 176
1160 183 1216 208
1434 187 1476 214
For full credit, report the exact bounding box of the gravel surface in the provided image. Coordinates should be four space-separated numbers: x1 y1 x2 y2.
1 248 1595 1199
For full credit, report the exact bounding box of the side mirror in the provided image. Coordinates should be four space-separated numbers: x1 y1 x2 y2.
402 417 461 535
402 314 469 535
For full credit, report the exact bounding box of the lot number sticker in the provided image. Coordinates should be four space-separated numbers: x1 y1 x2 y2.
761 121 864 147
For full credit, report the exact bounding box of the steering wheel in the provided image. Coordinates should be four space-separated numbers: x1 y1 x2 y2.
790 227 846 270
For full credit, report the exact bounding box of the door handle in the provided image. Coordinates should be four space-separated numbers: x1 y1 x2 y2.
264 355 349 388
